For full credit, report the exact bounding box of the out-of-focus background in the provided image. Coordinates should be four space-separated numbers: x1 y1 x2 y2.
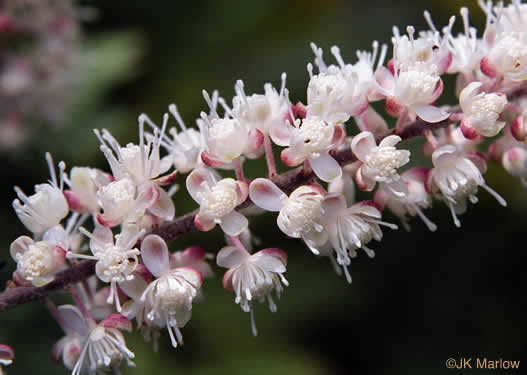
1 0 526 374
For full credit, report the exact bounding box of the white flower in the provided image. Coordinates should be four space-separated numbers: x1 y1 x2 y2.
68 224 145 311
427 145 507 227
96 178 136 227
199 90 264 166
53 305 135 375
156 104 206 174
489 127 527 186
10 235 66 287
231 74 291 142
120 235 203 349
375 55 449 123
63 167 111 214
444 7 485 76
249 178 325 240
95 113 171 187
351 131 410 196
391 21 453 74
374 167 437 232
217 245 288 336
12 152 68 235
459 82 507 138
479 2 527 81
280 116 344 182
302 194 397 283
306 43 369 122
186 168 249 236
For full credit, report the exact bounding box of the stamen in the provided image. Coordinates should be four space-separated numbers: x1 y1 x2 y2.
168 104 187 131
45 152 58 187
481 183 507 207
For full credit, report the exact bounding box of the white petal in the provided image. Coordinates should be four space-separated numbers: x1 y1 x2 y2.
57 305 88 336
140 234 170 277
459 81 482 110
249 178 287 212
251 252 286 273
119 275 148 300
219 210 248 236
351 131 376 162
216 245 249 268
378 135 402 148
432 145 457 166
310 153 342 182
10 236 33 260
413 104 450 123
186 168 216 204
148 187 175 221
90 225 114 254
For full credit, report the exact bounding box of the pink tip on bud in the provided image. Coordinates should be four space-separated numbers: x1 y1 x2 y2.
291 102 307 120
460 119 479 140
385 97 404 117
488 142 503 163
154 171 178 186
511 115 527 141
358 200 382 213
373 189 387 210
96 214 119 228
201 151 224 168
63 190 83 212
480 57 497 78
387 59 395 75
101 314 133 332
247 129 264 153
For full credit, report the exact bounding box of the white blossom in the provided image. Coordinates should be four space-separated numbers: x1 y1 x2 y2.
120 235 203 349
249 178 325 240
217 245 288 336
459 82 507 138
427 145 507 227
351 131 410 196
186 168 248 236
68 224 145 311
12 153 69 235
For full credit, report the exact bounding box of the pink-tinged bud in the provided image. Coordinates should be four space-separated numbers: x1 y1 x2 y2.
355 167 374 192
480 57 497 78
438 51 453 75
308 184 327 196
101 314 132 332
503 147 527 177
236 180 249 202
373 189 387 210
405 167 430 184
153 171 178 186
511 115 527 142
291 102 307 120
387 59 395 75
460 119 479 140
357 200 383 213
201 151 224 168
424 170 435 195
247 129 264 155
385 97 404 117
63 190 83 211
0 14 13 33
55 246 67 263
96 214 120 228
488 142 502 163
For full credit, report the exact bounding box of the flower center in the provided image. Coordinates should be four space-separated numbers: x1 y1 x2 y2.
366 147 410 180
200 180 238 219
297 118 334 154
18 243 54 280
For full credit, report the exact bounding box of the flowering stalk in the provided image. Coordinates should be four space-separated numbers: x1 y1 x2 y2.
3 2 527 373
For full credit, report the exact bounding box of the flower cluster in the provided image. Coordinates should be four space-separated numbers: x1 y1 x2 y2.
0 0 82 149
4 1 527 374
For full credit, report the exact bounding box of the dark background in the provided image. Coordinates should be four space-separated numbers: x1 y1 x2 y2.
1 0 526 374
